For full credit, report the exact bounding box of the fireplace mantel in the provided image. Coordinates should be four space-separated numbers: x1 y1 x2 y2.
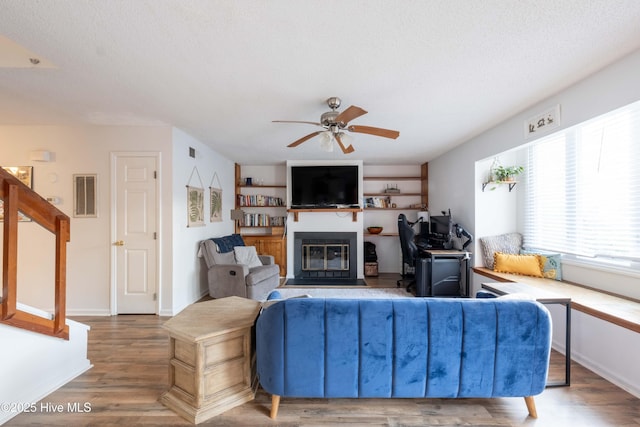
288 208 362 222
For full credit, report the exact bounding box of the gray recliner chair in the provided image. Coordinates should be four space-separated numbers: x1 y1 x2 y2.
199 238 280 301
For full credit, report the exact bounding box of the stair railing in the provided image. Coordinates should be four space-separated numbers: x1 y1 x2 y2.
1 167 70 339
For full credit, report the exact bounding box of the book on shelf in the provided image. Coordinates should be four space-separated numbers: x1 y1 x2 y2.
364 196 392 208
237 194 284 207
240 213 286 227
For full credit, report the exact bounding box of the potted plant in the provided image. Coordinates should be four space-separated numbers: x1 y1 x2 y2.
494 165 524 182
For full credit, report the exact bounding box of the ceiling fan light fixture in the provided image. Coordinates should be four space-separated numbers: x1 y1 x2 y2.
338 132 352 144
275 96 399 154
319 131 334 152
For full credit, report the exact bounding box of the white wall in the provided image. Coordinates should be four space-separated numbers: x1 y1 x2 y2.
432 47 640 397
169 128 236 315
0 125 235 317
0 126 173 315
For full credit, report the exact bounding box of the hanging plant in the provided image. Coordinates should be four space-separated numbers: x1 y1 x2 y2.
494 165 524 182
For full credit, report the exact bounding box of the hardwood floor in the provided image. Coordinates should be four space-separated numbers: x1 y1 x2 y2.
9 275 640 426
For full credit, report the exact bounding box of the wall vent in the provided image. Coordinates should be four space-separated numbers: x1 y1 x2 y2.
73 174 97 217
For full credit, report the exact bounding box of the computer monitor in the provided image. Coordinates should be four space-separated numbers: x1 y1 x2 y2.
429 215 452 237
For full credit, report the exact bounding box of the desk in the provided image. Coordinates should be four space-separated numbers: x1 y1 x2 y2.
481 282 571 387
415 250 471 297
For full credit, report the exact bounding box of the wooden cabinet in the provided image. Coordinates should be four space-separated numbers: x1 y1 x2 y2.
160 297 261 424
243 234 286 277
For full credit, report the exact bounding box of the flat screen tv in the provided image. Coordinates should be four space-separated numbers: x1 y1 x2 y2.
290 165 359 208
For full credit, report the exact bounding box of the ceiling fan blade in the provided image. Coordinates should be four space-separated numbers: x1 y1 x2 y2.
335 105 367 125
335 133 355 154
287 131 322 148
347 125 400 139
273 120 322 126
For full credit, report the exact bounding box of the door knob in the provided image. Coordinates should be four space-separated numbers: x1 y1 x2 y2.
113 240 125 246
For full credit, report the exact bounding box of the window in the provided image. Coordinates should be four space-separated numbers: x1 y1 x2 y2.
524 100 640 266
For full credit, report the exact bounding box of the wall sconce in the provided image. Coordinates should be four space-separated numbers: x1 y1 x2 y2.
29 150 52 162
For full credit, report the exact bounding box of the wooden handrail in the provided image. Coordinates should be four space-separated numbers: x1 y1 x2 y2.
0 168 70 339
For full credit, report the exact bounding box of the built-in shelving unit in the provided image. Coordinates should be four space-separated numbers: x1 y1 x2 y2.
363 164 428 237
234 164 287 276
234 164 287 234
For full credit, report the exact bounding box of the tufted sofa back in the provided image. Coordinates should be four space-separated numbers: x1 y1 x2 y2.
256 298 551 399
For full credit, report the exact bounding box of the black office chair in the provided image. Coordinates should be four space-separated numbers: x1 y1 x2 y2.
397 213 418 292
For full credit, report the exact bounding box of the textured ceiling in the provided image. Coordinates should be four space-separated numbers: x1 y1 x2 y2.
1 1 640 164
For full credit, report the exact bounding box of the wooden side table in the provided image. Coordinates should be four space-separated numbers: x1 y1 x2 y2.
160 296 262 423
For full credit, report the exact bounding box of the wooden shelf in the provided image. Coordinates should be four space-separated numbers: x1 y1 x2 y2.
237 205 285 208
364 176 420 181
238 184 286 189
482 181 517 192
288 208 362 222
364 207 420 211
238 226 285 231
365 232 398 237
364 192 421 197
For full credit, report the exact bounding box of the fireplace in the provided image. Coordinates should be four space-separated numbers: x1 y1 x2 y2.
290 232 362 285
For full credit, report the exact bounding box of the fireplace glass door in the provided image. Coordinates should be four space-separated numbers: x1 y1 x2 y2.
302 244 349 272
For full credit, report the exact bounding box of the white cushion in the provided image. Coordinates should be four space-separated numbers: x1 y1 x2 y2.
233 246 262 268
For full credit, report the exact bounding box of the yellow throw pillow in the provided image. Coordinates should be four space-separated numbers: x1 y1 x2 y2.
493 252 544 278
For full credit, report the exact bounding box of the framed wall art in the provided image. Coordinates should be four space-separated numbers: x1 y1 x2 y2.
186 166 205 227
525 104 561 139
209 172 222 222
187 185 205 227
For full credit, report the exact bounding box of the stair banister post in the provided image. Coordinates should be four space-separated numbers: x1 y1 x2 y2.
2 182 19 321
54 215 70 334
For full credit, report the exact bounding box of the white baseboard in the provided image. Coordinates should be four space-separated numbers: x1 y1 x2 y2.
159 308 175 317
66 309 112 316
571 350 640 399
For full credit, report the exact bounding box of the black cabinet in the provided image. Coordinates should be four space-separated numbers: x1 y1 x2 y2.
415 250 471 297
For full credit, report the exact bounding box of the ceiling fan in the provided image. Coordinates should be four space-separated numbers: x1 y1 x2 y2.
273 97 400 154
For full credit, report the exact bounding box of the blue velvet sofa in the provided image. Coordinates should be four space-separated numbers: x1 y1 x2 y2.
256 297 551 419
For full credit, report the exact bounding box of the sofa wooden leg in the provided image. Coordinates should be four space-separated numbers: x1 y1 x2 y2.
270 394 280 419
524 396 537 418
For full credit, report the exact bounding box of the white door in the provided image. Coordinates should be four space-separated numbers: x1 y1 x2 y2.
112 154 159 314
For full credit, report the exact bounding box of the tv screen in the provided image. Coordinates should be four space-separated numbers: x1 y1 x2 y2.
290 165 359 208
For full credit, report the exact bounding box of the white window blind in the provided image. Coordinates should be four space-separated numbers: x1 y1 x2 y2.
524 100 640 263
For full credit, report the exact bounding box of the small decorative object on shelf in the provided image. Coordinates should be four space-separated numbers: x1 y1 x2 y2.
482 165 524 192
367 226 383 234
384 184 400 193
488 157 501 183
